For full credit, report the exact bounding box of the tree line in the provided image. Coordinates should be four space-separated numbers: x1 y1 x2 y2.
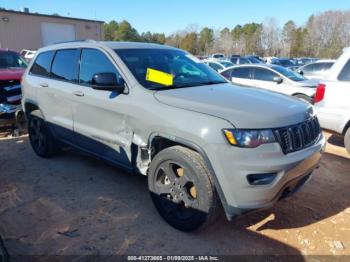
104 10 350 58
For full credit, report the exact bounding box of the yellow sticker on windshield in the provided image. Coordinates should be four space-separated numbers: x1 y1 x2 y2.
146 68 173 86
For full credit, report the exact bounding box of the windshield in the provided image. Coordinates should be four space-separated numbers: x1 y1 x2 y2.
279 59 295 67
247 57 263 64
115 48 226 90
213 54 224 59
0 51 28 69
220 61 234 68
272 65 306 81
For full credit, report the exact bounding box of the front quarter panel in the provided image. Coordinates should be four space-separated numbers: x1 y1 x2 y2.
124 86 233 149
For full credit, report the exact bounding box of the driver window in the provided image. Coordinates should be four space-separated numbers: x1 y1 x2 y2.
231 68 251 79
253 68 278 81
79 48 120 86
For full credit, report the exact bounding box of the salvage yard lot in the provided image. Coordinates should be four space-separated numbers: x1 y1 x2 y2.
0 131 349 256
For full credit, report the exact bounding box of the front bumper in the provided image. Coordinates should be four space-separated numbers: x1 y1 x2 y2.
204 134 326 219
0 103 23 127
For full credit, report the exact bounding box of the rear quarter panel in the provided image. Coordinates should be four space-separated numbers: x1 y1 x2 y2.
314 80 350 134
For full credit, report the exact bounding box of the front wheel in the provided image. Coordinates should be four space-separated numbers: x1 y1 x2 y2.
148 146 220 231
345 127 350 154
28 110 59 158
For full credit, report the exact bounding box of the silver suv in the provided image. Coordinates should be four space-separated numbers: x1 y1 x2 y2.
22 41 326 231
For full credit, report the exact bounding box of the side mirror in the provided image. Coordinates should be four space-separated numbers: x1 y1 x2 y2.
91 72 126 93
298 70 304 75
273 76 283 84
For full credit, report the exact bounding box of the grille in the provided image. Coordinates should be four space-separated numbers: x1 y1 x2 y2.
275 117 321 154
0 80 22 104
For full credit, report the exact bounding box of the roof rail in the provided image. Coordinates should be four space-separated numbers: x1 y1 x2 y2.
53 39 97 45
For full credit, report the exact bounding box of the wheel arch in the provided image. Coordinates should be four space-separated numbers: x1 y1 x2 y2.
292 93 313 103
342 120 350 135
292 92 310 97
24 100 40 119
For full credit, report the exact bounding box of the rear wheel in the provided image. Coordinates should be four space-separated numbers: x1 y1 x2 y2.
294 94 312 104
345 127 350 154
28 110 58 158
148 146 220 231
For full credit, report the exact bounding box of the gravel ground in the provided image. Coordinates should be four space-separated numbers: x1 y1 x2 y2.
0 131 349 257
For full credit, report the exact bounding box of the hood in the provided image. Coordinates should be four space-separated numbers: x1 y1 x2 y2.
294 78 319 88
0 68 25 81
154 83 311 129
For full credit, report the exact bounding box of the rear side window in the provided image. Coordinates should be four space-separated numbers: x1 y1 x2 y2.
231 68 250 79
209 62 223 72
238 58 250 64
230 58 238 64
303 62 333 73
253 68 278 81
51 49 80 82
221 69 233 80
301 63 316 73
338 59 350 81
30 51 54 77
79 49 120 85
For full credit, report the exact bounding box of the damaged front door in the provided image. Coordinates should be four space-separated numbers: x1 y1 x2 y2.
72 48 134 169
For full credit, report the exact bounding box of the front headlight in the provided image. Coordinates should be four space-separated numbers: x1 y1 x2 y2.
223 129 276 148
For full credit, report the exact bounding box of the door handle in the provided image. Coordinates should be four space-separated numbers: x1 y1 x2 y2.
72 90 84 97
40 82 48 87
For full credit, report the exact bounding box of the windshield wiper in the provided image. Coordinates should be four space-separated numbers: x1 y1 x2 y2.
149 83 196 91
193 81 226 86
148 81 226 91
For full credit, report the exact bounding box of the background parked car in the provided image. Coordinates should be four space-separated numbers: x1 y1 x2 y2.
203 59 234 72
314 47 350 153
245 55 264 63
0 48 27 128
297 59 335 79
208 53 226 60
270 58 299 70
230 56 262 65
296 57 319 66
20 49 36 62
221 64 318 103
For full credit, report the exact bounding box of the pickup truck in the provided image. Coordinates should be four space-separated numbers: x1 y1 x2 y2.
314 47 350 153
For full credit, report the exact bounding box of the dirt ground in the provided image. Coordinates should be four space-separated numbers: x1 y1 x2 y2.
0 130 349 257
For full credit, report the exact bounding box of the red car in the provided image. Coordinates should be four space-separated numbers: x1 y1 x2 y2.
0 48 27 127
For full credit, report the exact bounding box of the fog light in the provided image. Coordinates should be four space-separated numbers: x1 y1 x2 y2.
247 173 277 185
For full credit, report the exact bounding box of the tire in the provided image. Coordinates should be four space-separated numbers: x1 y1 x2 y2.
0 236 9 262
345 127 350 154
27 110 58 158
148 146 220 232
294 94 313 104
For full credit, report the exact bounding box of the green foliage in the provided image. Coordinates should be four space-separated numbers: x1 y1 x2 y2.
114 20 140 41
290 28 306 57
104 20 119 41
104 20 165 44
198 27 214 54
179 32 198 54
